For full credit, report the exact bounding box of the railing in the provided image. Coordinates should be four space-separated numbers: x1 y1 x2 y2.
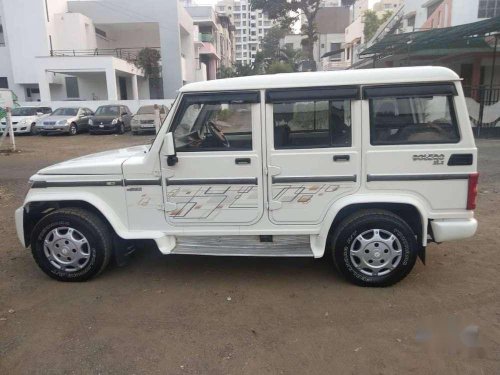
49 47 161 61
463 85 500 135
199 34 214 43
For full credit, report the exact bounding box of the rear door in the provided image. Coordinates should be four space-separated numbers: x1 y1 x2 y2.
265 86 362 224
362 82 477 210
161 91 264 226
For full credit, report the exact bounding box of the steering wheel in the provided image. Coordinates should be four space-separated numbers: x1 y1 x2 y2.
208 121 230 148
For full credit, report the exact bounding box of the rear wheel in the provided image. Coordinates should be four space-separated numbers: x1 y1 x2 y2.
331 209 418 287
68 123 77 136
30 208 112 282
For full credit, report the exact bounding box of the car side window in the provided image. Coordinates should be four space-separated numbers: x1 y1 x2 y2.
172 92 258 152
366 84 460 145
273 99 352 149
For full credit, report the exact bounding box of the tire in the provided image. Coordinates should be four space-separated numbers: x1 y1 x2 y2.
331 209 418 287
30 123 39 135
117 123 125 134
40 132 47 136
68 123 77 136
30 208 113 282
132 130 139 135
89 131 95 135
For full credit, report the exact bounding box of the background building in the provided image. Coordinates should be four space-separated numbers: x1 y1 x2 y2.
0 0 206 102
186 5 235 80
282 4 351 71
216 0 275 66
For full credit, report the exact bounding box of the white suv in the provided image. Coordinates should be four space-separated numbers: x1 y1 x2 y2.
15 67 478 286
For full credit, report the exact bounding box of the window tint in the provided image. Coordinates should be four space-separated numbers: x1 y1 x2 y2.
369 95 460 145
173 98 253 152
273 100 352 149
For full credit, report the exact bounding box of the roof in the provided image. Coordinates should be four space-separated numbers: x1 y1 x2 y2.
361 16 500 58
315 7 351 34
180 66 459 93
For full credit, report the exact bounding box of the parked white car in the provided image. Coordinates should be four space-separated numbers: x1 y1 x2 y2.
0 106 52 135
15 67 478 286
131 105 169 135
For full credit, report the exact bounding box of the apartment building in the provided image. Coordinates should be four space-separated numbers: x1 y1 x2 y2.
216 0 275 66
0 0 202 102
186 6 234 80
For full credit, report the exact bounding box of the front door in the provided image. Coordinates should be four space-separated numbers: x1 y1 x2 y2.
265 87 361 224
161 91 264 226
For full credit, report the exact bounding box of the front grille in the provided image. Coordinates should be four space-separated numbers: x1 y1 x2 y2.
95 120 112 125
140 119 154 124
44 121 56 125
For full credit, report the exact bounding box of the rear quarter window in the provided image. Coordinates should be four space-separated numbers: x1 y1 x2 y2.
369 92 460 145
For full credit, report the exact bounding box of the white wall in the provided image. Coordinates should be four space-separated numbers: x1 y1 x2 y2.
450 0 481 26
52 12 97 50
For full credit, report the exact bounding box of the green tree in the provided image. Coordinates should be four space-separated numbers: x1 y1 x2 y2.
134 47 161 78
267 62 294 74
261 25 288 60
251 0 322 70
363 10 393 42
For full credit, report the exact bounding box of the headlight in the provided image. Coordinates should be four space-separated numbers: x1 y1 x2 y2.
57 119 69 125
88 119 93 125
111 118 119 125
19 119 29 125
131 118 139 125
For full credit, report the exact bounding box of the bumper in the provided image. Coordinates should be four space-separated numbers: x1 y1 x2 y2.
15 207 26 248
132 124 156 133
89 124 118 133
0 125 31 134
36 124 70 133
430 218 478 242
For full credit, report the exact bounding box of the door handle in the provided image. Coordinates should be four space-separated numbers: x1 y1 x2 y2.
235 158 251 165
333 155 350 162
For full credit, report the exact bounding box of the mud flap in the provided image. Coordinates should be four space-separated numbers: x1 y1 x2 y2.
418 245 426 265
112 235 136 267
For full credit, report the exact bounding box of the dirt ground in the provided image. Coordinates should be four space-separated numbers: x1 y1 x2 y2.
1 134 499 374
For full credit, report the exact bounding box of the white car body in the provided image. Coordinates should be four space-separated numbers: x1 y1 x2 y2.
15 67 478 284
0 106 52 134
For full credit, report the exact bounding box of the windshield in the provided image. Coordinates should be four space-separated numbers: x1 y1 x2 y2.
137 106 155 115
95 106 119 116
52 108 78 116
11 107 38 116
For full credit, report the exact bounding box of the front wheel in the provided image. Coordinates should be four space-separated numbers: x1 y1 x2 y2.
68 123 77 136
30 123 39 135
30 208 113 282
117 123 125 134
331 209 418 287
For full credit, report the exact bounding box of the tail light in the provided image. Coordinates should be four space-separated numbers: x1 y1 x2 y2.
467 173 479 210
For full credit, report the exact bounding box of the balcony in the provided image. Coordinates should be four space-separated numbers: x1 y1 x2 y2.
199 33 214 43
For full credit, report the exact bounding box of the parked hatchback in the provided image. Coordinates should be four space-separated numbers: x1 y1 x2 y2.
0 106 52 135
89 105 132 134
131 105 169 135
36 107 94 136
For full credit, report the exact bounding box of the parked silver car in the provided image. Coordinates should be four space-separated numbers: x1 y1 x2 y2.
131 105 169 135
36 107 94 136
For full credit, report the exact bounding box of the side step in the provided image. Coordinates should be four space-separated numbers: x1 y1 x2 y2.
172 236 314 257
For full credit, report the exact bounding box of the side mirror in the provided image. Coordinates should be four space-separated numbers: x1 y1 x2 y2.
164 132 178 166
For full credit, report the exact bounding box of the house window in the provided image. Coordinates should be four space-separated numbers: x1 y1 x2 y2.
0 24 5 46
0 77 8 88
95 27 107 38
65 77 80 99
478 0 500 18
330 43 341 60
407 15 415 27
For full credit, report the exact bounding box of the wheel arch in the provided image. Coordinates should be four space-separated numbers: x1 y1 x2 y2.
21 197 127 248
311 195 428 258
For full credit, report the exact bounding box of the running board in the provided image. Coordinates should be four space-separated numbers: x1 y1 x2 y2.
172 236 314 257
